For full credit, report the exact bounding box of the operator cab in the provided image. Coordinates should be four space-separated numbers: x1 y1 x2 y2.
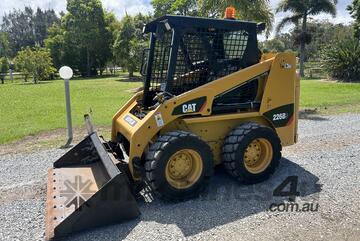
141 15 265 110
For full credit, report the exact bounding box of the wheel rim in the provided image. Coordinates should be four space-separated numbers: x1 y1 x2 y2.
243 138 273 174
165 149 203 189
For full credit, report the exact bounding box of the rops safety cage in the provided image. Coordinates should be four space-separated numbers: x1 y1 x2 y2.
141 15 265 107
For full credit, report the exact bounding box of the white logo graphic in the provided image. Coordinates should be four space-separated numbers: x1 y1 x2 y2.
182 103 197 113
273 113 288 121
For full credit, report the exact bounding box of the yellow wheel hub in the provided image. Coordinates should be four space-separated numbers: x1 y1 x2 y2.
244 138 273 174
165 149 203 189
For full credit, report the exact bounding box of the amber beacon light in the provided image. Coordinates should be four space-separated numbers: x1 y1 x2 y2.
224 6 236 19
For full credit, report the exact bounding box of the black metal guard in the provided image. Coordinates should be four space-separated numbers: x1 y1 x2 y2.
142 15 260 107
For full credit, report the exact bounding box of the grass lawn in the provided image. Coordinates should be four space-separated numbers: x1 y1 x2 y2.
300 80 360 113
0 77 359 144
0 74 141 144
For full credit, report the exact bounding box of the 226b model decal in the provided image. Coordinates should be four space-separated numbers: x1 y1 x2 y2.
264 104 294 128
273 113 288 121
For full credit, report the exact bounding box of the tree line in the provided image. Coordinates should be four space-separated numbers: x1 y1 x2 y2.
0 0 360 84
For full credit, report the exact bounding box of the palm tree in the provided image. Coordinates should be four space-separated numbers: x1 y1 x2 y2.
276 0 337 77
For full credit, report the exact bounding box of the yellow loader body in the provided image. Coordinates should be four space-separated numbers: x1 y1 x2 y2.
112 53 300 180
45 14 300 240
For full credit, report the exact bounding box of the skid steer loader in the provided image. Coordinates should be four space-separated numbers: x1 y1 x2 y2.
45 11 300 240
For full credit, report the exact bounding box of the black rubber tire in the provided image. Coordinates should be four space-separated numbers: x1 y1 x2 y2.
144 130 213 201
222 122 282 184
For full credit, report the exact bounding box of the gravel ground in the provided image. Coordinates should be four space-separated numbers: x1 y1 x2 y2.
0 113 359 241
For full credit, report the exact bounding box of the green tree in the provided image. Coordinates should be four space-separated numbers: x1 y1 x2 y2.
104 12 122 74
33 8 60 46
1 7 34 56
199 0 274 33
0 32 10 57
128 39 148 77
45 21 81 72
348 0 360 39
97 12 120 75
276 0 337 77
261 38 286 53
304 21 353 61
44 23 65 69
63 0 112 76
151 0 274 35
321 37 360 82
0 57 8 84
266 21 353 61
14 47 56 83
44 0 113 76
133 14 153 38
113 16 136 77
1 7 59 56
113 14 150 77
152 0 198 16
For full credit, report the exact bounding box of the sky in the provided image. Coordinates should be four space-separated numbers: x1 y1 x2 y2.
270 0 353 30
0 0 354 38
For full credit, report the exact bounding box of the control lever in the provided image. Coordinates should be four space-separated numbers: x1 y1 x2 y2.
152 92 175 103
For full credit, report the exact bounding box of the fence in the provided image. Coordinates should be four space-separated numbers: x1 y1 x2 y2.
0 72 28 83
296 61 327 79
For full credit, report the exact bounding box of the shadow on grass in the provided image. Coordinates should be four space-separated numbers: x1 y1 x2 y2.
17 80 55 85
66 158 321 240
12 74 142 84
299 108 329 121
115 76 143 83
299 110 329 121
66 74 143 82
299 115 329 121
301 77 327 81
71 74 125 81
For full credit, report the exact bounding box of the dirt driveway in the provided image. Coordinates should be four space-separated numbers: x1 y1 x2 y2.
0 113 359 241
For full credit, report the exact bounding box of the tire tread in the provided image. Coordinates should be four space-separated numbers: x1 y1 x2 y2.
222 122 282 184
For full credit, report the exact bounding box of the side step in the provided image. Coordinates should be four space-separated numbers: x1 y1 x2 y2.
45 133 140 240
